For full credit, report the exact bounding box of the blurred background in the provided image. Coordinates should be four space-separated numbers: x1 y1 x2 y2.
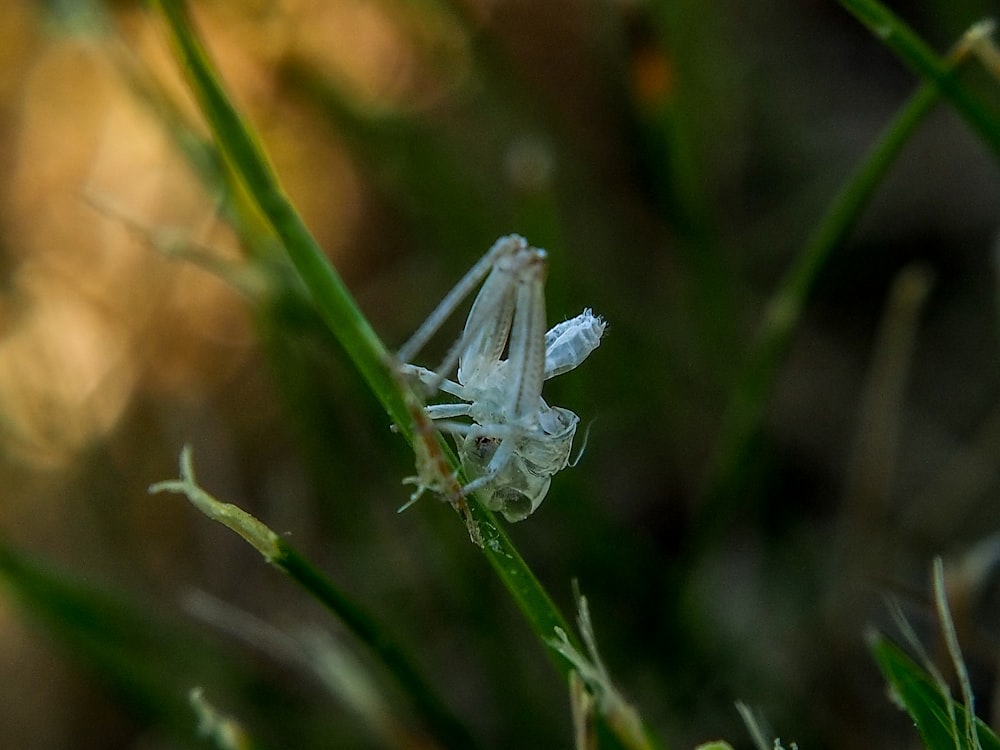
2 0 1000 748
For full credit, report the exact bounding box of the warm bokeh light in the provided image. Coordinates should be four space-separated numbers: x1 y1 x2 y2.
0 0 439 471
2 2 1000 749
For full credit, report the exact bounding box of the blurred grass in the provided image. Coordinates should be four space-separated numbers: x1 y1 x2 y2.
872 633 1000 750
149 0 601 706
694 17 1000 565
2 0 1000 748
149 445 481 749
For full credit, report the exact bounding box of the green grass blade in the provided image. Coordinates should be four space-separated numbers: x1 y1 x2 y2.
871 633 1000 750
835 1 1000 160
693 17 1000 556
189 688 265 750
277 543 482 749
145 8 660 745
150 0 405 431
150 446 481 750
147 0 580 647
692 80 940 558
147 0 576 650
0 541 241 743
689 17 1000 557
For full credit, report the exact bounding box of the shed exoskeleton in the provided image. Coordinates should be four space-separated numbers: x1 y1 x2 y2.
397 235 605 521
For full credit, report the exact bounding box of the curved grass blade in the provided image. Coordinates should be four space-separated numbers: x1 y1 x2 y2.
146 8 663 746
148 0 576 669
150 446 480 750
150 0 404 429
693 21 998 559
0 540 263 745
835 2 1000 161
870 634 1000 750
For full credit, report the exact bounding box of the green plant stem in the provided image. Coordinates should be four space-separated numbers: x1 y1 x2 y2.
147 4 661 741
692 16 1000 559
189 688 263 750
834 0 1000 160
693 80 941 558
274 542 479 749
150 448 479 750
150 0 577 681
0 541 249 745
151 0 404 430
286 532 596 736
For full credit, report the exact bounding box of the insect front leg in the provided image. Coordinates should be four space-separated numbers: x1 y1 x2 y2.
387 356 484 545
425 403 473 420
397 363 466 399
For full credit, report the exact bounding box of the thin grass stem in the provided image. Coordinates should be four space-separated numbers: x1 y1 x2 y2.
693 82 939 556
694 17 1000 557
149 447 480 750
834 2 1000 160
149 0 580 689
151 0 405 429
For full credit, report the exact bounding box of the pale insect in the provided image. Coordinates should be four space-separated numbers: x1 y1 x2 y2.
397 234 605 522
